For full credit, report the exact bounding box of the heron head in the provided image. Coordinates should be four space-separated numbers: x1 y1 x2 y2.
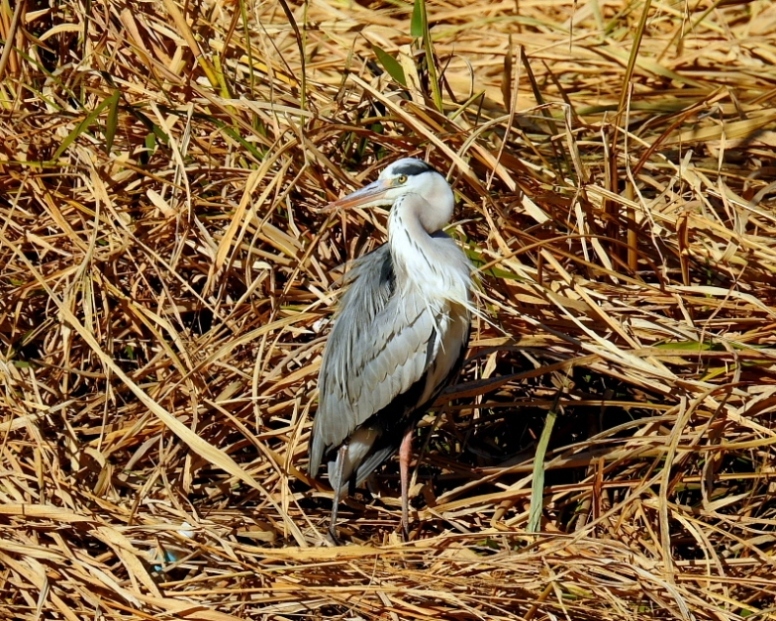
325 158 455 232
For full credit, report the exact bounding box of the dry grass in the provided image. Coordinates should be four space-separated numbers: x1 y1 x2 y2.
2 0 776 618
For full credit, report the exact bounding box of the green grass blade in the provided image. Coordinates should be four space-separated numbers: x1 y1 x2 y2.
371 44 407 87
412 0 442 112
53 94 115 160
104 90 120 153
411 0 423 37
528 400 559 533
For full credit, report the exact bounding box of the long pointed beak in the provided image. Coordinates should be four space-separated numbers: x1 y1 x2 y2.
321 179 392 213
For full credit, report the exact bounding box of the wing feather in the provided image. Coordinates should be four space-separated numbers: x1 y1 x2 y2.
310 246 395 476
311 246 442 475
310 238 471 484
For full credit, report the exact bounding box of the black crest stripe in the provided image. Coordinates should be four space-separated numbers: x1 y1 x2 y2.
392 160 434 177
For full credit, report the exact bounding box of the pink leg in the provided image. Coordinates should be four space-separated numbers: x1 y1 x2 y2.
399 429 413 538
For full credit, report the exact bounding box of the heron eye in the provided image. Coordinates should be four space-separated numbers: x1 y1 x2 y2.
397 175 408 185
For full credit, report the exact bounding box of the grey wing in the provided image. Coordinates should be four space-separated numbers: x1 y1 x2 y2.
309 246 439 477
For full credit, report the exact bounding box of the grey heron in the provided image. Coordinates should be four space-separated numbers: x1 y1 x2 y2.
309 158 474 539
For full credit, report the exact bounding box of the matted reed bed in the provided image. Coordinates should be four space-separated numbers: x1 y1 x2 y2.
2 0 776 618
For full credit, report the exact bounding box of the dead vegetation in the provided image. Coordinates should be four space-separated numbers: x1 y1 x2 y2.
2 0 776 618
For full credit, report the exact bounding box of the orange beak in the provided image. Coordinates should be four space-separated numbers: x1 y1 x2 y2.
320 179 393 213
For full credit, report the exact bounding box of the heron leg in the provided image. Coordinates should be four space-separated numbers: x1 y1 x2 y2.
399 429 413 539
327 446 348 543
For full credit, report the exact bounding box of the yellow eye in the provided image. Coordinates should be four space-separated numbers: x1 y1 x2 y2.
397 174 408 185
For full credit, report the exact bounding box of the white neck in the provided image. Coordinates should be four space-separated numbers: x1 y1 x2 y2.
388 195 471 305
